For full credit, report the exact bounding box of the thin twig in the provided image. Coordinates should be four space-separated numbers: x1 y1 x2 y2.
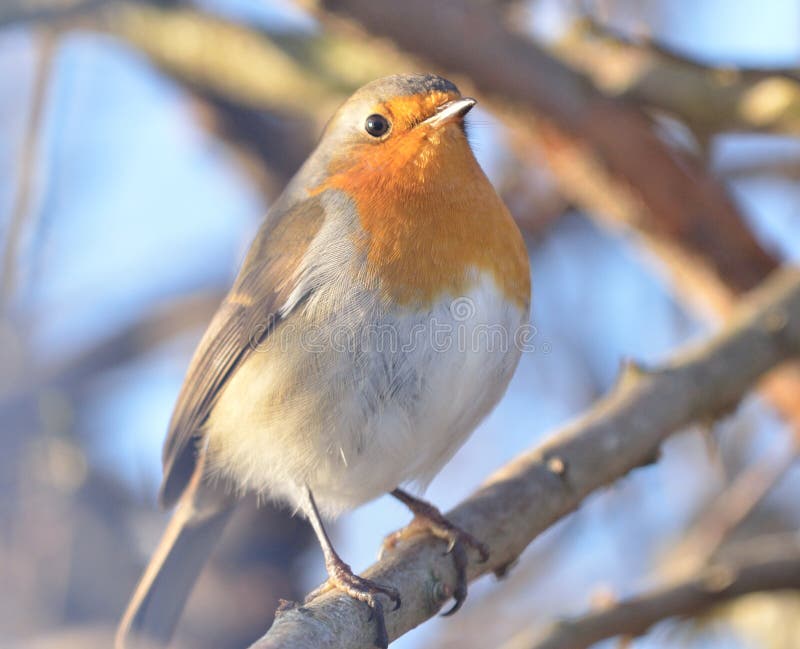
0 289 224 409
2 29 57 308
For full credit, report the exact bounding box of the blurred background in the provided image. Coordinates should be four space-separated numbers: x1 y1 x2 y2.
1 1 799 648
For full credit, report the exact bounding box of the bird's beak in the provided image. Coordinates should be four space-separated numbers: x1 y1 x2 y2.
423 97 477 128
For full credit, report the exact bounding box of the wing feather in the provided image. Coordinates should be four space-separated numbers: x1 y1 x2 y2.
159 196 326 507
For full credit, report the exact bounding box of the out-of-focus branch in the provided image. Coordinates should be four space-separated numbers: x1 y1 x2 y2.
524 79 800 469
86 2 404 191
249 267 800 649
0 289 223 411
515 542 800 649
2 30 57 308
102 3 338 117
556 17 800 138
97 3 403 120
719 157 800 181
518 115 800 476
663 440 798 578
4 1 404 192
577 9 800 84
0 0 110 27
189 88 315 194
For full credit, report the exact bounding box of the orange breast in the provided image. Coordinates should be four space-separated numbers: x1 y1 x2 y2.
316 125 530 311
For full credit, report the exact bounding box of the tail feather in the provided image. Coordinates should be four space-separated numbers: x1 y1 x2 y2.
116 483 233 649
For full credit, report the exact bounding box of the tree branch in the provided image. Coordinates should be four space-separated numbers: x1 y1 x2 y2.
556 17 800 138
663 439 798 578
248 266 800 648
518 541 800 649
2 29 57 308
577 8 800 84
720 157 800 181
0 0 110 27
0 289 223 431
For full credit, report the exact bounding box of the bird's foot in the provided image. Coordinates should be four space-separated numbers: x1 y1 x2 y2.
382 497 488 616
306 554 400 649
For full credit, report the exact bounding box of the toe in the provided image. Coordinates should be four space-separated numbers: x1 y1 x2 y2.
364 578 401 610
371 599 389 649
440 543 468 617
385 587 401 610
305 580 334 603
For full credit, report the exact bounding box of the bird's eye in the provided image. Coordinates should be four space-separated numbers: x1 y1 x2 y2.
364 114 391 138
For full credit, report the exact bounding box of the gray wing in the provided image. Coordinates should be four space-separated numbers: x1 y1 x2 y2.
159 196 326 507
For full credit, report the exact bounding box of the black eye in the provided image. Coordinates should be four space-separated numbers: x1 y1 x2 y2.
364 114 390 137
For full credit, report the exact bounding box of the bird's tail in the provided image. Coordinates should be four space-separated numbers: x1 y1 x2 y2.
115 476 234 649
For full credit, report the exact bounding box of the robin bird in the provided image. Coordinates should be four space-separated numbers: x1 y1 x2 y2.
116 73 531 649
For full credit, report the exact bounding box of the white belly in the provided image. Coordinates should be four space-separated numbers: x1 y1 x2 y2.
206 273 527 518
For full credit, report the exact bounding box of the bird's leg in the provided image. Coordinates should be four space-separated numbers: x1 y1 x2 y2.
302 488 400 649
383 488 489 615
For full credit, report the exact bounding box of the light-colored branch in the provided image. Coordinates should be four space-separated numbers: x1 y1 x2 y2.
558 23 800 138
518 43 800 457
2 29 57 308
102 3 340 119
514 541 800 649
576 7 800 84
0 0 109 27
85 3 406 193
0 289 223 410
663 440 798 578
718 157 800 181
248 266 800 648
97 3 401 124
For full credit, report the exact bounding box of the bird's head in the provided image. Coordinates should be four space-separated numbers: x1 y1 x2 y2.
313 73 478 194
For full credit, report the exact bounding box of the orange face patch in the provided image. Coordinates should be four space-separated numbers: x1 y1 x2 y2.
314 92 530 311
324 90 463 187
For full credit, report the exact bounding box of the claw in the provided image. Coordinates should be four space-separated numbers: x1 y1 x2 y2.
314 556 399 648
441 599 462 617
440 543 468 616
386 490 491 619
369 598 387 648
